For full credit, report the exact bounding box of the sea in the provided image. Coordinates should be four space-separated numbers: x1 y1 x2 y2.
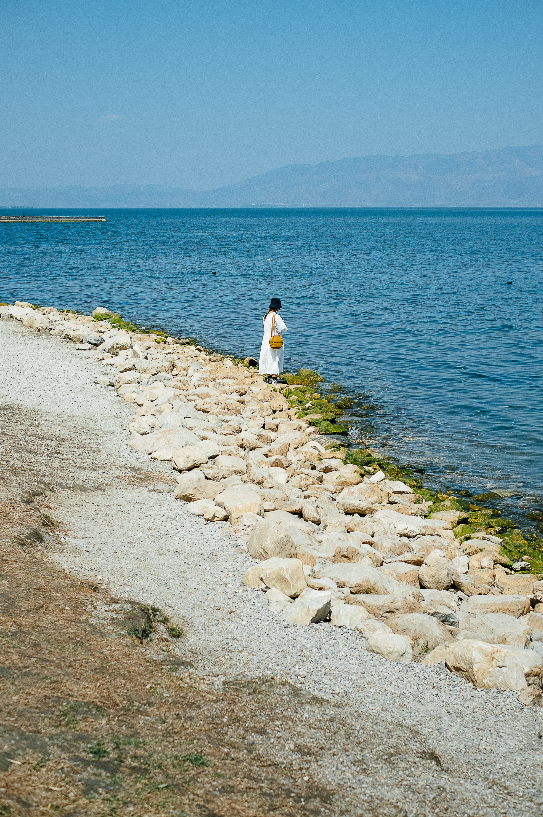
1 208 542 526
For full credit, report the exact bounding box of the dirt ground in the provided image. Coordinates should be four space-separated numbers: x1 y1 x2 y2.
0 400 447 817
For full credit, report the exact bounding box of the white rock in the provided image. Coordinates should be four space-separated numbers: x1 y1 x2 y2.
387 613 454 651
317 563 403 595
452 554 469 574
215 486 264 525
348 591 423 617
423 638 543 691
171 443 216 471
201 455 247 479
418 549 454 590
185 499 215 516
283 588 332 625
380 561 420 586
368 470 386 483
382 479 413 493
330 601 373 629
255 557 307 597
373 509 452 537
457 612 532 648
336 483 385 515
247 519 297 560
460 594 531 618
129 427 199 454
366 632 413 663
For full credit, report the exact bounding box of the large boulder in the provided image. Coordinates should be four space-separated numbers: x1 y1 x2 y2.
129 427 200 454
460 594 531 618
366 632 413 663
316 563 403 595
322 465 363 490
453 572 492 596
387 613 454 652
247 519 297 561
423 639 543 692
418 550 453 590
173 471 220 502
246 557 307 597
172 442 220 471
284 589 332 625
215 486 264 525
457 612 532 648
335 483 385 515
348 591 423 617
379 561 420 587
493 571 536 596
101 330 132 354
524 612 543 642
330 601 373 630
201 455 247 479
21 311 50 330
420 589 459 627
373 509 452 538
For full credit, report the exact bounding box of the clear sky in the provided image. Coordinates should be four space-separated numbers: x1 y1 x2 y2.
1 0 542 190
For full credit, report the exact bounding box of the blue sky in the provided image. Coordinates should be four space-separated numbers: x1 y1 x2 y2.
1 0 542 189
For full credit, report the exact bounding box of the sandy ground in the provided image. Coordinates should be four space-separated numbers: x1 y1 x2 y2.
2 316 543 817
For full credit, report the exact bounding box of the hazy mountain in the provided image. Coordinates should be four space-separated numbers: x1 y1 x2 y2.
1 146 542 208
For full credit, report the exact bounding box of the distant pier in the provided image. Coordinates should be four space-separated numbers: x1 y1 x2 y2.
0 215 106 223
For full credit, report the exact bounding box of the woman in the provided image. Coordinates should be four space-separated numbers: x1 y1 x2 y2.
259 297 288 384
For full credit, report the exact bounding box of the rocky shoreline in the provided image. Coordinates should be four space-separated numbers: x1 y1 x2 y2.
2 299 543 705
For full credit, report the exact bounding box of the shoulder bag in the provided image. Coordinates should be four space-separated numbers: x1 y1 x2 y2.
269 313 283 349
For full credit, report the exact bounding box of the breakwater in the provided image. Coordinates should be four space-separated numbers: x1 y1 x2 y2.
0 215 106 222
2 298 543 705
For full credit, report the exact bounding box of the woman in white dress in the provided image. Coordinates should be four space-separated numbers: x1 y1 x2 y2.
259 297 288 383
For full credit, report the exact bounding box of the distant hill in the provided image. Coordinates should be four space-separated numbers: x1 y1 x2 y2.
1 146 543 208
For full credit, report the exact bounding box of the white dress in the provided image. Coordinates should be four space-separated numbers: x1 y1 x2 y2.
259 311 288 375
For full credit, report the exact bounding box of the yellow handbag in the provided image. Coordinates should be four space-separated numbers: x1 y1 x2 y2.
269 313 283 349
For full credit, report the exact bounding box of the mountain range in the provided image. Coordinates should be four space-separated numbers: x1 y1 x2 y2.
1 146 542 208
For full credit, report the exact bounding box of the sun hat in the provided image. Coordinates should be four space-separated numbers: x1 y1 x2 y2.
269 297 282 310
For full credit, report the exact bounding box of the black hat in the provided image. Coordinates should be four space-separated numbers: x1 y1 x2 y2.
269 297 282 310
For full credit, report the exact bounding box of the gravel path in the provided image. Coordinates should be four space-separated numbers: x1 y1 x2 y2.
2 317 543 816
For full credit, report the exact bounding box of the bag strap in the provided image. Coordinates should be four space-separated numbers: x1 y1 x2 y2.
271 312 276 336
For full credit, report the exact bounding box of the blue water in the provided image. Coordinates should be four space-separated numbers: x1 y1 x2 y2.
1 208 542 516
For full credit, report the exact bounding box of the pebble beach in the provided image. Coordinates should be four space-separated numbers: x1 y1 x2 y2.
2 300 543 815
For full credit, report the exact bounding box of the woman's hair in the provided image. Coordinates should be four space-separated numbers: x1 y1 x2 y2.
264 307 279 318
